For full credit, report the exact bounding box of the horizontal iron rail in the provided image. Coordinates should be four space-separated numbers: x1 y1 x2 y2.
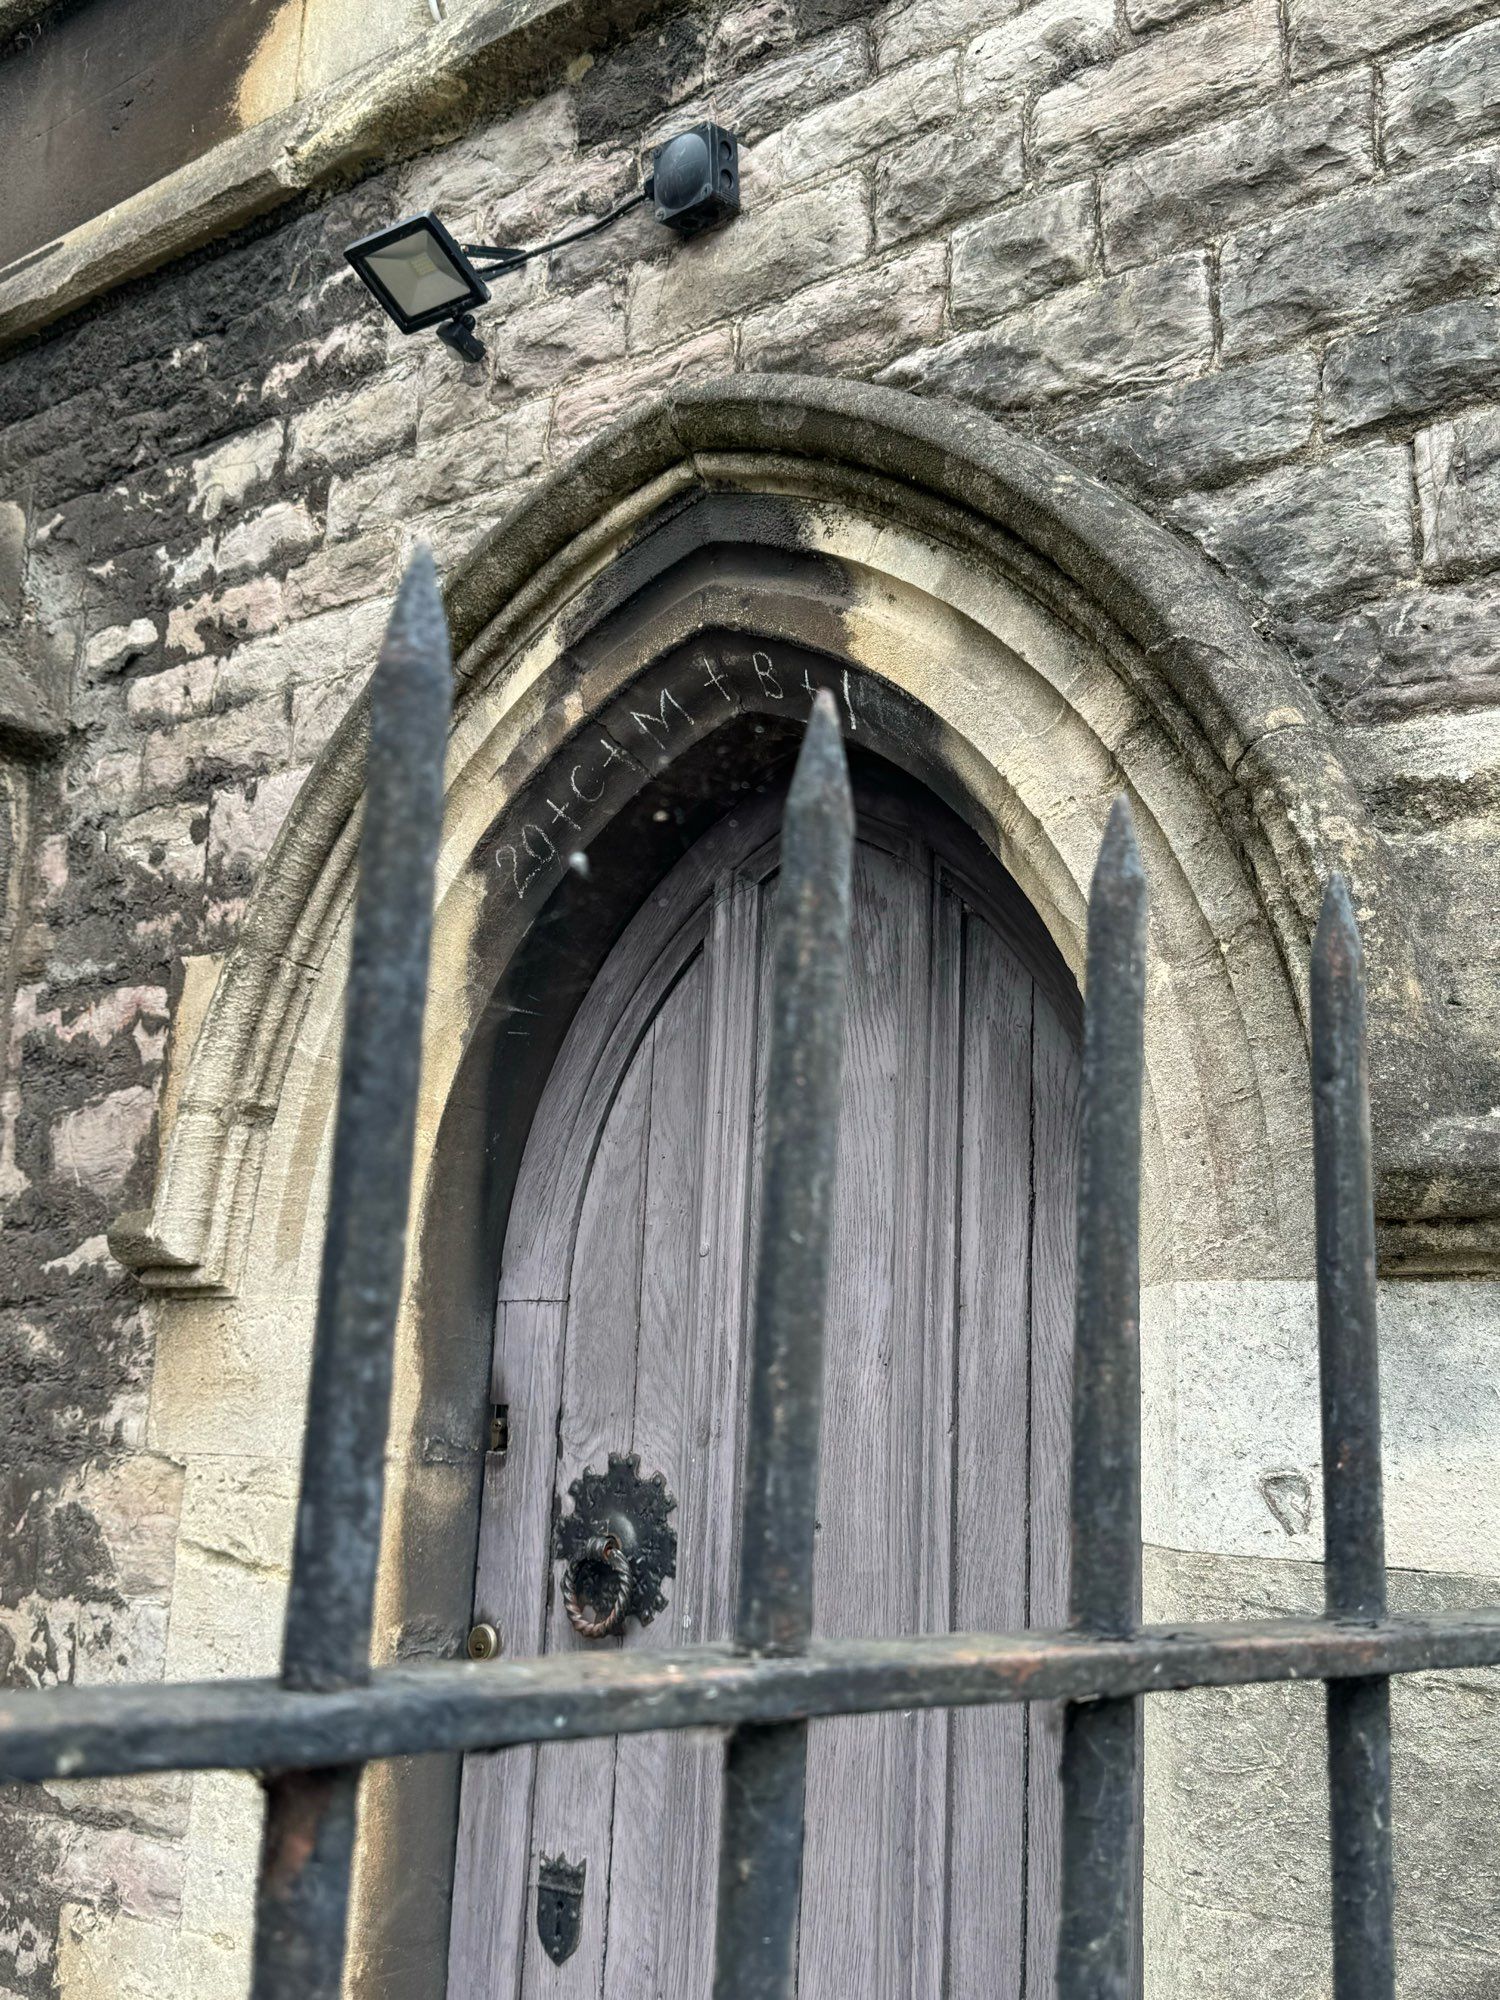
7 1615 1500 1786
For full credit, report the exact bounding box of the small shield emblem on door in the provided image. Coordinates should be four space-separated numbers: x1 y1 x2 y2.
537 1854 586 1965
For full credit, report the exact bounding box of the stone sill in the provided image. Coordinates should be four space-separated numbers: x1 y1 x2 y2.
0 0 656 355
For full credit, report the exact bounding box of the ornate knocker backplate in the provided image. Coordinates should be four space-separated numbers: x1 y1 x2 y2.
554 1453 677 1639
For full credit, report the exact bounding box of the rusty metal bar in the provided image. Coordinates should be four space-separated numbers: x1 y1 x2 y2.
1312 878 1395 2000
1057 799 1147 2000
250 550 451 2000
712 692 854 2000
7 1615 1500 1786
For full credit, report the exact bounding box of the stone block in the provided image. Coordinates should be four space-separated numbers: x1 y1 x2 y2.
139 695 294 801
740 242 947 373
1324 296 1500 438
763 51 958 187
55 1823 184 1925
112 805 208 887
877 0 1019 68
83 617 159 679
1035 0 1282 177
0 498 23 621
212 500 320 584
553 328 737 446
1219 151 1500 360
717 26 871 143
283 533 400 620
206 768 310 880
951 181 1096 327
403 87 577 221
628 173 870 348
873 107 1024 248
1286 0 1480 79
1052 350 1319 496
291 666 376 766
188 421 284 525
286 370 419 478
491 279 627 401
1292 580 1500 720
1384 16 1500 171
325 402 550 539
49 1087 156 1200
881 252 1212 411
165 576 286 660
962 0 1117 107
1171 443 1416 613
1126 0 1210 24
1416 407 1500 573
1100 74 1374 271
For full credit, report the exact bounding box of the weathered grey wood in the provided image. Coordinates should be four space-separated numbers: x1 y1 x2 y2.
948 913 1033 1999
447 772 1083 2000
519 1029 657 2000
797 841 940 1997
606 966 711 1999
1026 987 1082 2000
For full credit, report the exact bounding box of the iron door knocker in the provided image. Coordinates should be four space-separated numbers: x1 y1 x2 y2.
555 1453 677 1639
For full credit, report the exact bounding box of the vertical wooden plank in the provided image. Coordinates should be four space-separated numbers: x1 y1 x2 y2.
1026 987 1082 2000
447 1296 565 1999
656 873 765 1996
909 876 963 2000
603 963 711 2000
795 842 936 1999
947 914 1033 2000
518 1036 656 2000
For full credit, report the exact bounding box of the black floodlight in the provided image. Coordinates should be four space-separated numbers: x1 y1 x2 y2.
345 213 492 334
648 123 740 235
344 127 741 367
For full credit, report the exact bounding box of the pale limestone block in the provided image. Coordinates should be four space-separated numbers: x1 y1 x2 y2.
715 26 870 144
55 1901 250 2000
1036 0 1282 176
877 0 1020 69
1415 407 1500 574
552 326 735 447
761 50 958 188
738 242 946 374
213 499 320 583
189 420 284 524
962 0 1116 107
325 400 550 538
627 172 870 348
112 804 207 887
283 532 399 620
286 369 419 476
1143 1279 1500 1575
291 664 376 765
83 616 158 678
950 180 1096 327
1287 0 1480 78
165 574 286 660
873 106 1024 247
138 695 295 799
491 277 627 399
50 1086 156 1199
1383 15 1500 169
55 1823 184 1925
404 85 577 219
1100 73 1375 271
207 767 311 879
179 1770 262 1940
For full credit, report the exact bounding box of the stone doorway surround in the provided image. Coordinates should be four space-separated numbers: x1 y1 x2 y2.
99 378 1500 2000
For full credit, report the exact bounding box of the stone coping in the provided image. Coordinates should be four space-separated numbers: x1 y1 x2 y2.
0 0 656 354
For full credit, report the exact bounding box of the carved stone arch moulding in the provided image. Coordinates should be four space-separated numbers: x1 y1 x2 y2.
109 374 1495 1300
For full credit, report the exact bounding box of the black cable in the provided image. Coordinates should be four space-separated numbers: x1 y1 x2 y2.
463 189 648 276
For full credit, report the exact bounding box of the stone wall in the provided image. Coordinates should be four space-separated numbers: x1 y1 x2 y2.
1 0 1499 1993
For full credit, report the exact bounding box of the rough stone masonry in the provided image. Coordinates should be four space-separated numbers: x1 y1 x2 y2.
1 0 1499 1995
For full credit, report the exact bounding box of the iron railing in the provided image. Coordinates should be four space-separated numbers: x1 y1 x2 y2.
4 554 1499 1999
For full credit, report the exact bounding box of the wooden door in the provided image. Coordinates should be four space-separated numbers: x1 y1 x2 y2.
448 772 1081 1999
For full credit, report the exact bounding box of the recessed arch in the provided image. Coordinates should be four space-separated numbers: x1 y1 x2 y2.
109 375 1450 1995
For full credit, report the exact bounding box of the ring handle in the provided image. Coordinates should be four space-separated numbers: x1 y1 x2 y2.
562 1534 632 1639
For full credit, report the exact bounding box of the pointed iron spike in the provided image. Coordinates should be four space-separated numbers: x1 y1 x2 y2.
1091 793 1146 902
1313 872 1362 985
785 687 853 832
375 543 452 706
